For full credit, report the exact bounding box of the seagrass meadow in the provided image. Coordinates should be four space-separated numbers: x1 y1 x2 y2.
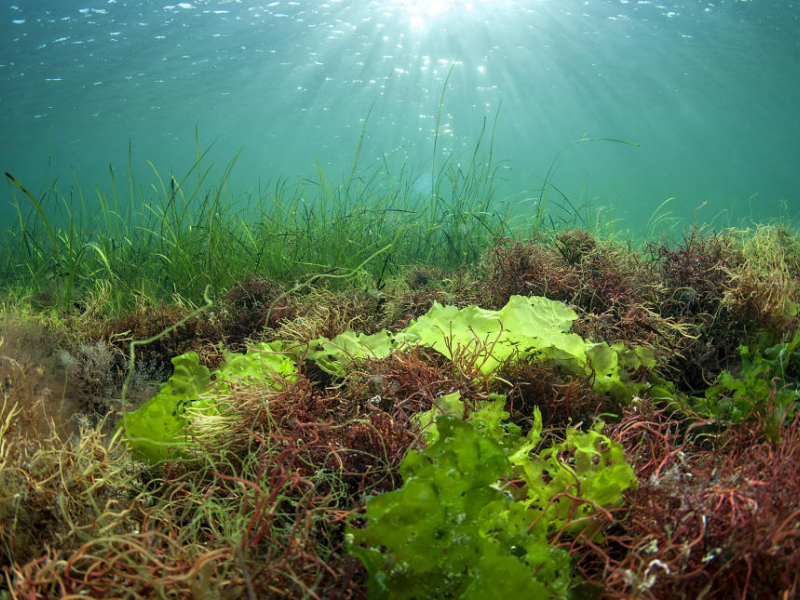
2 148 800 598
3 1 800 599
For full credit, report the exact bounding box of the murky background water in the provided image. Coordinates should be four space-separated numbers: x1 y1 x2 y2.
2 0 798 235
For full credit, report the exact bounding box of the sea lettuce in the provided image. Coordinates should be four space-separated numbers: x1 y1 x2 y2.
517 420 634 539
301 295 582 376
347 415 572 599
122 351 213 463
122 341 298 462
305 329 404 375
217 342 299 391
349 397 635 598
306 295 653 401
699 330 800 433
416 393 635 537
403 295 585 372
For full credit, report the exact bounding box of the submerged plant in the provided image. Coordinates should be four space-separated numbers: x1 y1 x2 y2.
308 294 656 402
122 342 298 462
348 414 573 599
585 398 800 599
348 397 635 598
697 330 800 434
123 294 659 464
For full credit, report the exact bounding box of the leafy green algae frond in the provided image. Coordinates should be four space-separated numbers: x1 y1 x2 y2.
122 351 212 463
518 420 634 539
698 330 800 434
301 295 582 376
404 295 585 373
350 398 636 598
306 295 654 400
403 295 654 401
306 329 402 375
122 342 298 462
348 415 572 599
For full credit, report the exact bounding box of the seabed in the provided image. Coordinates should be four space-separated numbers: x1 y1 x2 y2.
1 155 799 598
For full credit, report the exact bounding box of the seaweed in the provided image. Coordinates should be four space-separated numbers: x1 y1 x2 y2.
348 397 634 598
3 137 800 599
698 330 800 434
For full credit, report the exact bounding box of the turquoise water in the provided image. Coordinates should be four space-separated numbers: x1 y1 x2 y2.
1 0 798 235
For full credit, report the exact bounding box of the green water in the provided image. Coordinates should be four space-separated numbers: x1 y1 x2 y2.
2 0 799 236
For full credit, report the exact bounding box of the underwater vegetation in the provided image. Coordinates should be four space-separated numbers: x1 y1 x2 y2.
2 135 800 598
